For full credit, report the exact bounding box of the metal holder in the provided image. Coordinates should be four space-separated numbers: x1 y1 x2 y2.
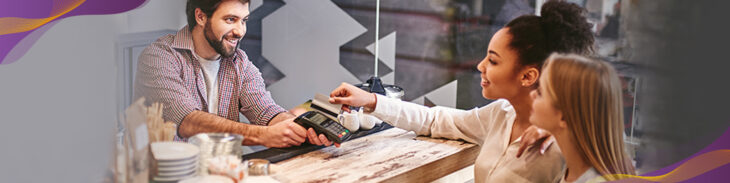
246 159 270 176
188 133 244 175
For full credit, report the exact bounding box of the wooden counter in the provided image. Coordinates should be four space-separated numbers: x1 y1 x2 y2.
266 128 479 183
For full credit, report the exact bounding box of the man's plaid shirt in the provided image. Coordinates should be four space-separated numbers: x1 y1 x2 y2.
134 26 286 140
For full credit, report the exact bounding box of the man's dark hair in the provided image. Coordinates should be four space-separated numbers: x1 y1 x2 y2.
186 0 250 31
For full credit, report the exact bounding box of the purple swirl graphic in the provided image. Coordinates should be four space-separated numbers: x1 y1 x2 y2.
0 0 147 64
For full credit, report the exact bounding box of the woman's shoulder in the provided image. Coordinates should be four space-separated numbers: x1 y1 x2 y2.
481 99 513 111
578 168 606 183
521 142 565 166
477 99 516 117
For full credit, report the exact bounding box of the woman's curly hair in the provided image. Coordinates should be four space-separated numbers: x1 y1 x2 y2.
505 0 595 69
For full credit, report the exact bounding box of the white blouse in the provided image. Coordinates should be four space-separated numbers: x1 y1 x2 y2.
557 167 605 183
371 95 564 183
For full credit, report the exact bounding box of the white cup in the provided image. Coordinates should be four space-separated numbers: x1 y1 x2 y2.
338 111 360 132
360 114 379 130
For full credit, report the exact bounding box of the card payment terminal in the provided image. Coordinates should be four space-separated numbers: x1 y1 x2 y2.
294 111 352 143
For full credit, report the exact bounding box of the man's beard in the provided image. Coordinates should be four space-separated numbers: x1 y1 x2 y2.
204 21 239 58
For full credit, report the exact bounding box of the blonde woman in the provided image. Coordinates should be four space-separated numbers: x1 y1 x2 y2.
326 1 595 182
529 54 636 182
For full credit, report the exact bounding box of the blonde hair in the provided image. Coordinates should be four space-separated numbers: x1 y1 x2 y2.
541 53 636 179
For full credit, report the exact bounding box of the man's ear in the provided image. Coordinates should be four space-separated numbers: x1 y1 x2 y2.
520 67 540 87
194 8 207 28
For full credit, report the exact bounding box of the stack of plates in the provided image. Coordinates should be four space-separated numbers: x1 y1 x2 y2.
151 142 200 182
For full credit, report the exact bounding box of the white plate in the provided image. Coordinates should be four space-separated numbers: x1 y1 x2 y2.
180 175 234 183
158 161 198 172
151 142 200 161
153 170 197 182
157 166 197 177
157 155 198 167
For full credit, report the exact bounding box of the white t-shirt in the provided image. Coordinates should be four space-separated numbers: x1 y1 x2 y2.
194 53 221 115
371 95 564 183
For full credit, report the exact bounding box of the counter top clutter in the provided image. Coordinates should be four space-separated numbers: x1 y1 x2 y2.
144 126 478 183
119 98 478 183
120 98 253 183
149 141 259 183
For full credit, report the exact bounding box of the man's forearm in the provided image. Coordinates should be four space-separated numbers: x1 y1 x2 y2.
179 110 266 145
268 111 296 126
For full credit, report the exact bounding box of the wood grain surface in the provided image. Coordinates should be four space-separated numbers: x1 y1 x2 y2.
269 128 478 183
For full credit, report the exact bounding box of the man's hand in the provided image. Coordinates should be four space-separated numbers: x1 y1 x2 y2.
329 82 377 112
306 128 341 148
516 125 555 158
260 119 308 148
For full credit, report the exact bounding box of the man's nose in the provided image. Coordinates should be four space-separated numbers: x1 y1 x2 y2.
232 24 244 38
